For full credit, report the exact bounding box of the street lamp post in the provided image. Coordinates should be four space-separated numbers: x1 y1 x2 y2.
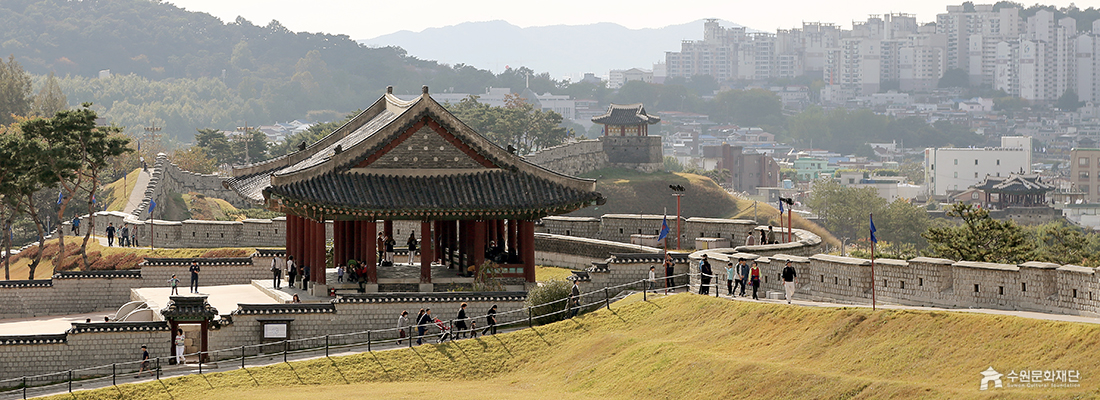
670 185 686 250
236 123 253 165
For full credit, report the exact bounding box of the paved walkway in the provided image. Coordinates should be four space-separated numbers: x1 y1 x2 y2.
122 169 151 214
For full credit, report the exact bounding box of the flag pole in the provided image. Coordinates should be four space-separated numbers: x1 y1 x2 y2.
870 212 876 311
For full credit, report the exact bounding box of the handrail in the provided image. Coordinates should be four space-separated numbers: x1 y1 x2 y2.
0 272 710 396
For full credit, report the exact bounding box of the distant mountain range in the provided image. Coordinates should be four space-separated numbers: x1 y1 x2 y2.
360 19 745 81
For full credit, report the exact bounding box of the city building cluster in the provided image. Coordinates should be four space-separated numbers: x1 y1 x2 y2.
661 5 1100 104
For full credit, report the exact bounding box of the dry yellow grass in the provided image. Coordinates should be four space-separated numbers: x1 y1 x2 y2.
535 266 574 282
102 168 142 212
1 238 257 280
46 294 1100 399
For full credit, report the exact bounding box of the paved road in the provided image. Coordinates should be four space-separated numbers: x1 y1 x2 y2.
122 169 150 215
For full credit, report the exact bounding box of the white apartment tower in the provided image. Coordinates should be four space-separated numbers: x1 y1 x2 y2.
936 4 1022 86
1076 21 1100 103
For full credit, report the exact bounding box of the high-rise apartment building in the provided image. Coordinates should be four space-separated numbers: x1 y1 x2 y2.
1076 21 1100 103
936 4 1022 86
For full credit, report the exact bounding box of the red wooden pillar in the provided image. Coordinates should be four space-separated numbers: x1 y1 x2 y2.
420 220 433 283
384 220 393 241
344 221 354 263
353 221 364 262
365 221 377 283
313 220 326 284
302 218 312 283
520 220 535 283
333 221 346 267
472 220 486 271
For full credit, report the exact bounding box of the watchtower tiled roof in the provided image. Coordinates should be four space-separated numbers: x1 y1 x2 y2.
972 174 1053 193
225 86 604 220
591 103 661 126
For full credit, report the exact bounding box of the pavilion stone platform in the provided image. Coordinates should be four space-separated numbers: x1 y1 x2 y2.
225 85 604 295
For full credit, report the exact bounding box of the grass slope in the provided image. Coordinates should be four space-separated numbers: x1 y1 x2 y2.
567 169 739 218
1 238 257 280
52 294 1100 399
101 168 142 212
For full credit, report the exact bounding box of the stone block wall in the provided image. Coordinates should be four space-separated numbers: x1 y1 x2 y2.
0 274 144 319
207 294 527 355
601 136 663 164
540 216 600 238
684 218 755 243
534 233 660 269
0 322 170 381
524 140 607 177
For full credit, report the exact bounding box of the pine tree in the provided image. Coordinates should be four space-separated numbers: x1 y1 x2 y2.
922 203 1034 264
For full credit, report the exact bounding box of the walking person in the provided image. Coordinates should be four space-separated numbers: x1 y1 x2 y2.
131 224 139 247
105 222 116 247
455 303 469 338
168 274 180 295
417 308 433 345
397 310 409 345
767 226 776 244
137 345 153 377
385 235 396 264
749 261 762 300
301 264 310 290
482 304 498 335
569 280 581 318
406 232 418 265
376 232 386 266
735 259 749 297
174 329 186 365
698 254 712 295
271 256 283 289
71 217 79 235
337 264 345 283
648 266 656 291
664 253 675 293
782 260 798 304
725 261 736 295
745 231 757 246
188 261 200 293
287 256 297 290
759 229 767 246
119 224 130 247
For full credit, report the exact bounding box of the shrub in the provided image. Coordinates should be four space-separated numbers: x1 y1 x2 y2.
527 279 573 325
200 248 252 258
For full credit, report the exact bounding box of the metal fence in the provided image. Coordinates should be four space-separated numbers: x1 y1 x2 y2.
0 271 717 399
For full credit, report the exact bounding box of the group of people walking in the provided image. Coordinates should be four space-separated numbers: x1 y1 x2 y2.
104 222 139 247
397 304 498 345
697 255 799 303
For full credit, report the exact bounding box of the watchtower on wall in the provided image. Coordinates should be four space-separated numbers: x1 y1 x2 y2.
592 103 663 167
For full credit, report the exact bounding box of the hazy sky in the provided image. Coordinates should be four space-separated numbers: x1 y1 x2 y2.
167 0 1080 40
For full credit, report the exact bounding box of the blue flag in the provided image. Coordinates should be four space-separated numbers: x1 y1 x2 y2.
57 190 63 205
870 214 877 244
779 199 784 213
657 216 670 241
148 199 156 215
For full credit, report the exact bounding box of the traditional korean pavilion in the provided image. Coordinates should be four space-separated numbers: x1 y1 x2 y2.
226 86 604 292
593 103 660 136
971 174 1053 209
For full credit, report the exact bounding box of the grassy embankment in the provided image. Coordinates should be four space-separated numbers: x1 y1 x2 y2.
1 238 257 280
101 168 142 212
46 293 1100 399
566 168 839 246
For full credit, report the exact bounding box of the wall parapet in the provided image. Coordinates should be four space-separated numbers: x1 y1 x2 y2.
337 292 527 304
234 304 337 315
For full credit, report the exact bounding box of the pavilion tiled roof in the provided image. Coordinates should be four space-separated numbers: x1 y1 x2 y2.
972 174 1053 193
268 169 602 220
591 103 661 125
225 86 603 220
